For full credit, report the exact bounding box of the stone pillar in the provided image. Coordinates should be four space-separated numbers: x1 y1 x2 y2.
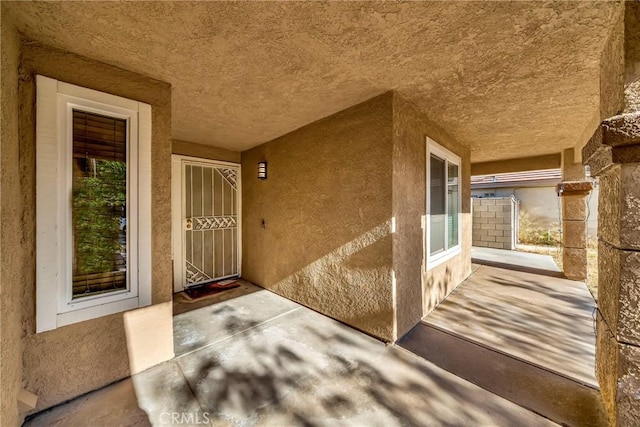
558 148 592 281
583 112 640 425
583 4 640 424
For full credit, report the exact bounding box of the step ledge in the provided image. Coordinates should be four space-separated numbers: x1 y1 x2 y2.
422 320 599 390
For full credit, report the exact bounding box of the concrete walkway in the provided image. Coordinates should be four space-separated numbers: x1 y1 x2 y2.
26 281 555 426
425 263 596 385
401 263 601 425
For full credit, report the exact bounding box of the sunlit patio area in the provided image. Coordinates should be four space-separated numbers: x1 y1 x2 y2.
25 281 554 426
401 250 604 426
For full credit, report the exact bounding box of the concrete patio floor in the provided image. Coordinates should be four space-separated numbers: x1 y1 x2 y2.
425 263 597 386
400 257 602 425
25 280 556 426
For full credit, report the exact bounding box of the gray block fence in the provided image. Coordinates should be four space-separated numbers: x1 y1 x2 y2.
472 197 518 250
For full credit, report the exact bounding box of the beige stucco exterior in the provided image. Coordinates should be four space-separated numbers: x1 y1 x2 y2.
598 5 625 120
623 0 640 114
1 16 24 427
392 96 472 336
2 1 637 425
242 93 472 342
172 139 241 164
0 33 174 420
242 93 395 341
4 2 623 164
471 154 562 176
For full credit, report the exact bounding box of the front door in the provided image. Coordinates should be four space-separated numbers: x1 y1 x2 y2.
172 156 241 292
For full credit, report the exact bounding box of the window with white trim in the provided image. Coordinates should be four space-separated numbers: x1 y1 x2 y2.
426 137 461 269
36 75 152 332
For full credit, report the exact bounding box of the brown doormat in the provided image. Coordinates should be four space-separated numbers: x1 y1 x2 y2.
183 280 240 301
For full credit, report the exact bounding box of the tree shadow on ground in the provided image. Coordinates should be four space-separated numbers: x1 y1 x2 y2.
179 302 544 426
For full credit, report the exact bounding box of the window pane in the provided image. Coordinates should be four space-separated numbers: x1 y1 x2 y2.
447 163 459 186
72 111 127 298
430 155 446 255
447 163 459 248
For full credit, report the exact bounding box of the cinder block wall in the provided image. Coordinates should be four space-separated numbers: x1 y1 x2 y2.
472 197 516 249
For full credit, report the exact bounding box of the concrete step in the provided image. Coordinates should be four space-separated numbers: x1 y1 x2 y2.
398 322 607 427
471 246 564 278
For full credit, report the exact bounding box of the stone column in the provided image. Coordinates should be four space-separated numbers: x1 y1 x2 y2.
582 4 640 424
558 148 592 281
583 112 640 425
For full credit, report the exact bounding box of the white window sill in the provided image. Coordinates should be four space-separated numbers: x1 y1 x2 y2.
426 246 461 271
57 297 141 328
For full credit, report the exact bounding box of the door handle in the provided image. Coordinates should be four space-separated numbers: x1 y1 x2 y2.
184 218 192 230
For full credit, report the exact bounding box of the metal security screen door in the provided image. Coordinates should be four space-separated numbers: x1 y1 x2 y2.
172 157 241 291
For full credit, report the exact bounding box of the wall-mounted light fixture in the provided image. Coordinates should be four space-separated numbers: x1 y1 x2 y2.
257 161 267 180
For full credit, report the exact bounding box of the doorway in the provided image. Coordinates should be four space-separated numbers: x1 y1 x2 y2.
172 155 241 293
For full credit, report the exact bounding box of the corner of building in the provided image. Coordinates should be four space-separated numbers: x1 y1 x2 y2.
391 94 472 339
1 5 27 425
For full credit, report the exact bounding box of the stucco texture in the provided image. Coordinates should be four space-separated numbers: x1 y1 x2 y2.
0 12 24 427
242 93 395 341
599 4 625 120
392 96 471 337
242 93 472 342
16 42 172 413
624 1 640 114
5 1 622 163
172 139 240 164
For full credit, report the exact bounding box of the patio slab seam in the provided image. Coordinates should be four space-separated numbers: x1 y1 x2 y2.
172 360 207 421
174 306 303 361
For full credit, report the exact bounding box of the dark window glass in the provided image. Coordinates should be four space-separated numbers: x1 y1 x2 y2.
71 110 127 298
430 155 446 255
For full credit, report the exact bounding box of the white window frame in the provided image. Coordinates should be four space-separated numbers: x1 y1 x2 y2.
36 75 152 332
426 137 462 270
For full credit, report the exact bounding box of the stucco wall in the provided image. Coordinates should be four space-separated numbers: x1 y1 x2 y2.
242 93 395 341
0 15 24 427
600 4 625 119
392 97 472 322
17 42 172 413
172 139 241 163
624 0 640 113
391 96 425 339
242 93 472 341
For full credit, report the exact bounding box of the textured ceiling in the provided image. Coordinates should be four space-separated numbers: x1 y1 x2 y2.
5 1 620 161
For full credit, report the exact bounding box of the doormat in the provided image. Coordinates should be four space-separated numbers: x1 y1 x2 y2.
183 279 240 301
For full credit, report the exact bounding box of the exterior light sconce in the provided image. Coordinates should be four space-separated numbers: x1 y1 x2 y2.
257 161 267 180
